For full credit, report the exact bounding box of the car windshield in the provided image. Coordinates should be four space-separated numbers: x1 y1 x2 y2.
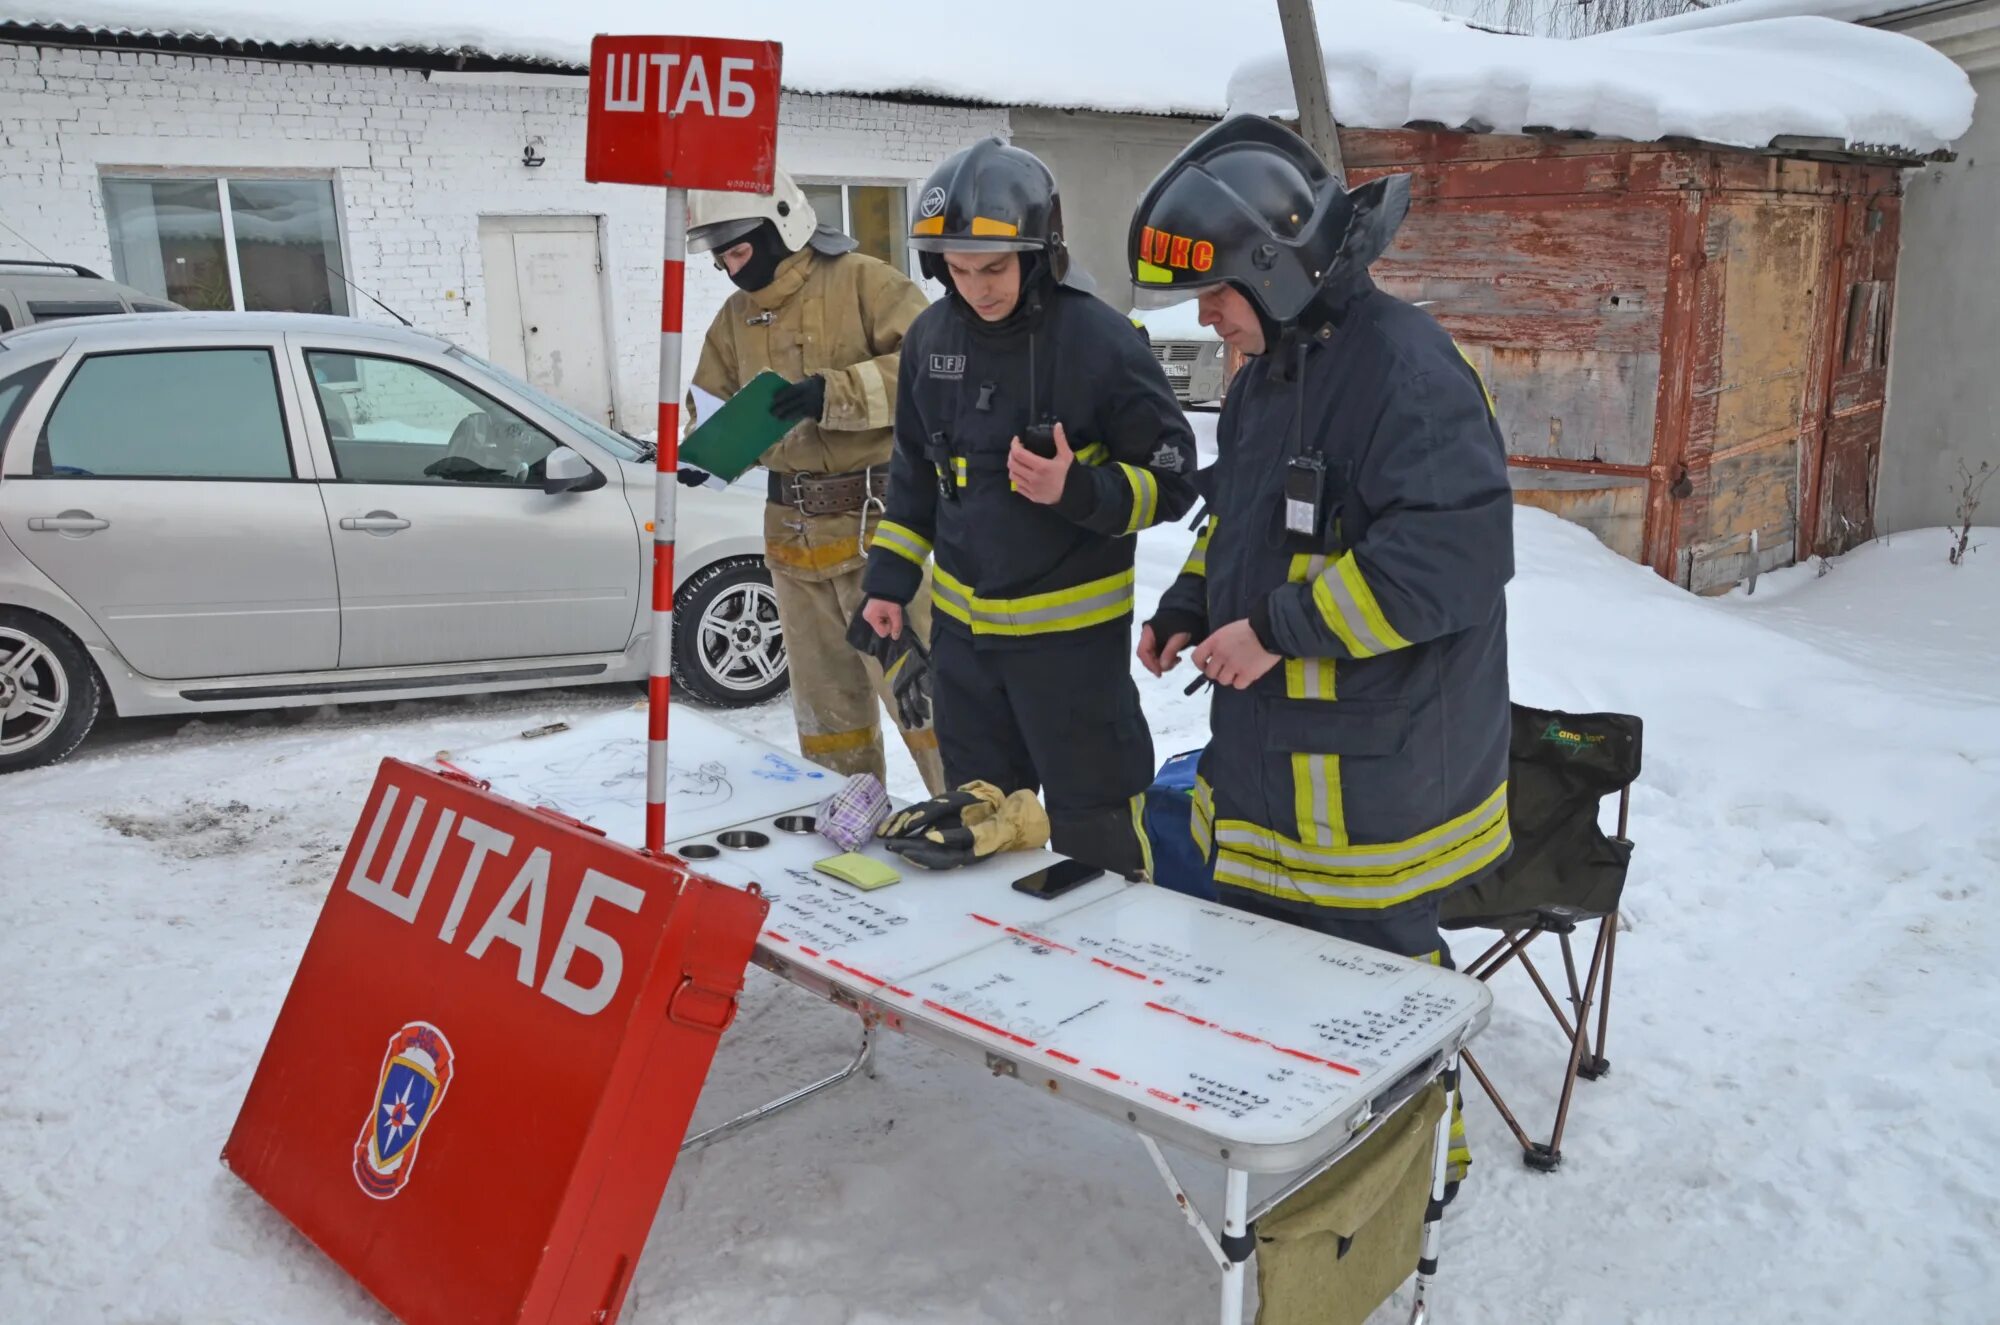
447 348 647 462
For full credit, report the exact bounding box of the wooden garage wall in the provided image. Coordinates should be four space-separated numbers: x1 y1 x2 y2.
1339 129 1904 594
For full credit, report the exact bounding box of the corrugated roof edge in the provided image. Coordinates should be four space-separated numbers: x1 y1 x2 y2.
0 20 1225 116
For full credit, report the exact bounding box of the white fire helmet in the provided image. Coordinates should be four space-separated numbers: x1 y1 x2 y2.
686 167 817 255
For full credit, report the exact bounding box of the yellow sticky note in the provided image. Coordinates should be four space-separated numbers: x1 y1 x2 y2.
814 853 901 891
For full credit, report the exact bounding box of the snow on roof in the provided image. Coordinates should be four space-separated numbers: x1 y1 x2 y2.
11 0 1972 152
1600 0 1920 38
1226 0 1974 156
3 0 1284 117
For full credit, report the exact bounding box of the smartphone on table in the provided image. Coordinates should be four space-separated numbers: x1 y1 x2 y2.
1011 859 1103 900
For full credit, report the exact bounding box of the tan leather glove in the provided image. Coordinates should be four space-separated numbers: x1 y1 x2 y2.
883 786 1049 870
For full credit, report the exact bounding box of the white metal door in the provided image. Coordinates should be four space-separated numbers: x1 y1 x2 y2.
478 217 615 426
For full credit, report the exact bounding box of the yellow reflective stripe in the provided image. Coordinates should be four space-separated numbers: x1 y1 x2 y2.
1291 753 1317 846
1283 558 1336 698
871 520 932 567
1074 442 1111 467
1130 793 1155 881
1191 775 1214 858
1212 780 1508 881
1213 818 1511 909
1181 517 1214 578
932 566 1136 637
1282 656 1336 700
953 457 969 487
1311 575 1373 657
1339 553 1412 652
1117 463 1160 535
1289 751 1345 847
1453 340 1497 416
1311 551 1410 657
1258 780 1507 868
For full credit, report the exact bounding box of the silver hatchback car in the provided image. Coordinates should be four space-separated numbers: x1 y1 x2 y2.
0 313 789 772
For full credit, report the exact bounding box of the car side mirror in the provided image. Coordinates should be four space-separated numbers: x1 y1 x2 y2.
542 446 605 495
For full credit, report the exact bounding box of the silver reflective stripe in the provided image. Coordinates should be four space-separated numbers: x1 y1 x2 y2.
873 522 931 564
936 570 1134 632
1121 465 1159 534
1214 822 1511 904
1316 557 1398 657
1214 791 1506 873
1304 755 1335 845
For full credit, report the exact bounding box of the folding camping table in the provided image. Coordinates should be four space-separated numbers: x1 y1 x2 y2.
442 709 1492 1325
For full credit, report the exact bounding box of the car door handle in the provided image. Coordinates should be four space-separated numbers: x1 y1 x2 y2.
27 513 109 534
339 513 410 532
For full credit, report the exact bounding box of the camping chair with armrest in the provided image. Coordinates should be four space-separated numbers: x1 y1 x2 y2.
1439 702 1642 1172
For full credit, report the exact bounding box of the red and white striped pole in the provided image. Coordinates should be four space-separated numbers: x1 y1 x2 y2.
646 186 688 854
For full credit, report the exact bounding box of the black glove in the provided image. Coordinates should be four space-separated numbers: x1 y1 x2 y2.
1144 606 1207 650
676 465 713 487
846 605 932 729
879 782 1049 870
771 374 827 423
882 638 932 730
878 783 997 843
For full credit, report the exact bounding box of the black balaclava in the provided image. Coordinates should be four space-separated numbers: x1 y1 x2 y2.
725 220 796 293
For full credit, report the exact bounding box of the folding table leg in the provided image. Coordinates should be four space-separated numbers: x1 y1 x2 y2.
1219 1167 1251 1325
679 1013 875 1154
1408 1052 1459 1325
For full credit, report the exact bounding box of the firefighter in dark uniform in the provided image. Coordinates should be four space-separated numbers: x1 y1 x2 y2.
858 138 1198 876
1134 115 1513 1187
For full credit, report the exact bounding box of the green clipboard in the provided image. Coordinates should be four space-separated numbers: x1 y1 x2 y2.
681 370 795 481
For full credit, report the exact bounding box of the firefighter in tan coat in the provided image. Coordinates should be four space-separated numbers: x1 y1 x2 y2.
685 170 946 793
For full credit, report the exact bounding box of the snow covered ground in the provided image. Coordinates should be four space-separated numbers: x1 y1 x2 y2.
4 507 1997 1323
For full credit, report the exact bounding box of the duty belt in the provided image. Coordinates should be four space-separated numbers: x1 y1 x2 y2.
768 468 889 517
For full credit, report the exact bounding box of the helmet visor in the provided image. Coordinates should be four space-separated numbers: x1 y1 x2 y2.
1131 279 1222 310
688 217 764 255
907 234 1045 254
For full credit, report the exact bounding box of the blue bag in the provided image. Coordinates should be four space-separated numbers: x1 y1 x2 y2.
1141 748 1216 901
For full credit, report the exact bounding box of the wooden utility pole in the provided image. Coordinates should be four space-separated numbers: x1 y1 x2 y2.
1276 0 1347 184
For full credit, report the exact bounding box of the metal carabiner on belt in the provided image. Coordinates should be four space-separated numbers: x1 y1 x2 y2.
857 465 885 557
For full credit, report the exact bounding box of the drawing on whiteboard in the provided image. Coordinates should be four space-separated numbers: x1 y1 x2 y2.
494 739 738 816
674 760 735 802
749 752 829 785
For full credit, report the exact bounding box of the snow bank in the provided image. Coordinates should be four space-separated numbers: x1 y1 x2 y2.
5 502 1999 1322
9 0 1285 116
1226 0 1973 154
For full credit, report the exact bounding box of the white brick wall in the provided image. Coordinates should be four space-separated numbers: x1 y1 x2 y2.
0 43 1009 429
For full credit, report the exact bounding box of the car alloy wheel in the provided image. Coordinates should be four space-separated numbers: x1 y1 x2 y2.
696 579 785 697
0 625 70 757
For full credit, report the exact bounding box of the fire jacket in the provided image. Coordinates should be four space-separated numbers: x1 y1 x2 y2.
1152 274 1515 916
862 282 1198 646
693 245 929 580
